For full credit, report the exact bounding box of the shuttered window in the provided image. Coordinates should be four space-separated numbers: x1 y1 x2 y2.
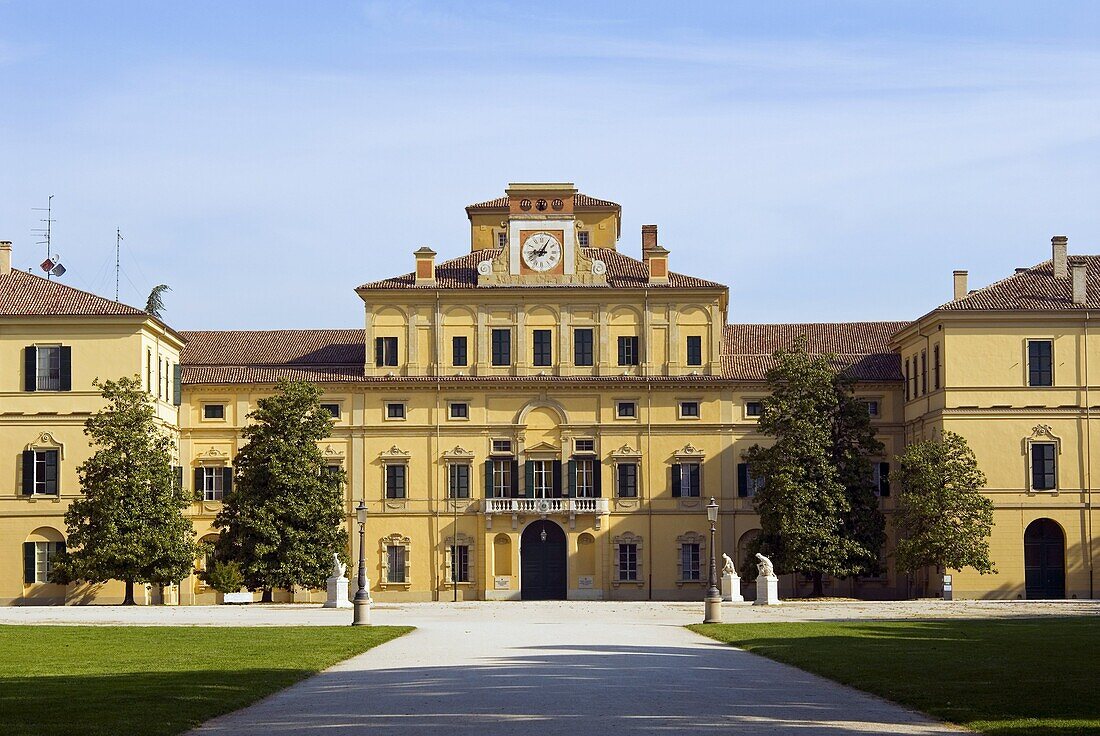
573 328 594 366
448 464 470 498
451 545 470 583
452 336 468 367
1028 340 1053 387
385 464 407 498
532 330 552 367
616 463 638 498
375 336 398 367
686 336 702 366
23 541 64 584
491 329 511 366
617 336 639 366
25 346 71 392
1031 443 1056 491
672 462 701 497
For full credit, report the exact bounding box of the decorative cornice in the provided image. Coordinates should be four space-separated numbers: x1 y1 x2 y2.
379 445 410 459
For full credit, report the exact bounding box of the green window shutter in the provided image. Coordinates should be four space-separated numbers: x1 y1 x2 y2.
24 347 36 392
552 461 562 498
484 460 494 498
523 461 534 499
671 463 682 497
172 364 182 406
737 463 748 497
594 460 603 498
566 459 576 498
23 542 35 584
223 467 233 496
173 466 184 493
194 467 203 497
510 460 519 498
59 346 72 391
879 462 890 497
22 450 35 495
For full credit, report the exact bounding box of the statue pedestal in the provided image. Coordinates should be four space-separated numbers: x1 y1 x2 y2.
754 574 780 605
721 572 744 602
323 575 353 609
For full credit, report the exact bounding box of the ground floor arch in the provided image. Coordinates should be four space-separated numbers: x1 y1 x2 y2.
520 520 567 600
1024 518 1065 600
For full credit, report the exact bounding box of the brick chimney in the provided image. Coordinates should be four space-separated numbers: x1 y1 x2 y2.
641 224 658 255
953 270 968 301
0 241 11 276
1072 261 1087 305
1052 235 1068 279
414 246 436 285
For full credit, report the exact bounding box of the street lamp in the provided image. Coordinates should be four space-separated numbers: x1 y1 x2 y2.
704 496 722 623
352 500 371 626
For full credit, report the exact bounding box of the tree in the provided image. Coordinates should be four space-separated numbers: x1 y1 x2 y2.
744 337 884 595
893 431 996 581
52 377 195 604
213 380 347 601
145 284 170 318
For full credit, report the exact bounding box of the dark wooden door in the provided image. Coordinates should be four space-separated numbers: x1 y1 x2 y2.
521 521 567 600
1024 519 1065 599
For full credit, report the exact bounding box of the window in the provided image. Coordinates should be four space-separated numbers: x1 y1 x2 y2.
573 328 594 367
864 400 880 417
386 545 406 583
146 348 153 392
1031 443 1056 491
1028 340 1053 387
533 329 552 367
321 403 340 419
574 438 595 454
617 463 638 498
617 336 639 366
200 466 224 501
872 462 890 497
204 404 225 420
497 231 507 248
679 401 700 418
745 401 762 418
921 350 927 395
933 344 941 390
156 357 163 399
36 346 62 391
531 460 554 498
680 543 701 581
686 336 702 366
448 464 470 498
574 458 596 498
491 439 513 455
385 464 407 498
616 401 637 419
491 329 511 366
737 463 764 497
25 345 70 392
673 462 701 497
449 402 469 419
491 459 514 497
29 450 59 496
452 336 468 367
375 336 398 367
618 543 638 581
904 358 911 401
24 541 64 584
451 544 470 583
386 402 406 420
578 231 590 247
912 356 919 397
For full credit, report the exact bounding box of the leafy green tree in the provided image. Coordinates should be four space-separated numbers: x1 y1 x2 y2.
213 380 347 601
744 337 884 595
53 377 196 604
893 431 996 578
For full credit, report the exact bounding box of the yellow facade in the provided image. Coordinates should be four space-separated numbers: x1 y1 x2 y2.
1 195 1096 605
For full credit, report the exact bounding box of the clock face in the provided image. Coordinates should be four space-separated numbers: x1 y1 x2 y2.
521 232 562 272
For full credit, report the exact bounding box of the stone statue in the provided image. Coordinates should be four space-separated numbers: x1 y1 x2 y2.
755 552 775 578
722 553 736 576
331 553 347 579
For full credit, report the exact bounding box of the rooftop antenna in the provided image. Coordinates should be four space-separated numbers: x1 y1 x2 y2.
31 195 56 280
115 228 123 302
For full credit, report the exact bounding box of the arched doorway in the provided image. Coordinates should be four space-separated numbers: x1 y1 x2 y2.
521 520 566 600
1024 519 1065 599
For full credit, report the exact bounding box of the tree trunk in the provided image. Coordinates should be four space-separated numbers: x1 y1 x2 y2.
261 588 273 603
811 572 824 597
122 580 136 606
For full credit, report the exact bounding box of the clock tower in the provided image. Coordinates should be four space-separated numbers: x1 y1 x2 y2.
476 183 609 286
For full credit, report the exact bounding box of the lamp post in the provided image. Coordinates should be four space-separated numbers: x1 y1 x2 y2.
704 496 722 623
352 500 371 626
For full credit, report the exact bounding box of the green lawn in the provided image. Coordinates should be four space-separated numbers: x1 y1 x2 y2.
690 618 1099 736
0 624 412 736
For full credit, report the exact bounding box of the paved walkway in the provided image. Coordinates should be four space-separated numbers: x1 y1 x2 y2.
183 602 968 736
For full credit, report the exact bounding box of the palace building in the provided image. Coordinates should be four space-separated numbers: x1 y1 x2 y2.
0 183 1095 605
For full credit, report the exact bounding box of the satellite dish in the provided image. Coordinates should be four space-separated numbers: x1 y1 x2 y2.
50 263 66 277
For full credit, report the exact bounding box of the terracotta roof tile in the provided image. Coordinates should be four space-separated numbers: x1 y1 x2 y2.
181 329 364 365
356 248 724 291
465 193 620 212
0 269 146 317
939 256 1100 311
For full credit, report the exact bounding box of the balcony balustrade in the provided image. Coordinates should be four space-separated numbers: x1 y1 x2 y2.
483 497 609 515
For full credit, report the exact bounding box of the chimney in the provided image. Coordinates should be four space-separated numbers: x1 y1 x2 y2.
1072 261 1087 305
641 224 658 255
414 246 436 285
1052 235 1068 279
953 270 968 301
0 241 11 276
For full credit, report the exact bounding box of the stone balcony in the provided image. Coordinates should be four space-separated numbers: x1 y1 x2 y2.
483 497 610 527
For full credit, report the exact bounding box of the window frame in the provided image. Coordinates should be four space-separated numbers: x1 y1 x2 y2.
203 403 226 421
320 403 341 419
1030 442 1057 491
451 335 468 367
36 345 63 392
679 542 702 582
1027 339 1054 387
744 400 763 418
685 335 702 367
573 328 594 367
448 463 471 499
617 335 640 367
375 336 399 367
678 400 701 419
616 400 638 419
577 230 590 247
616 462 639 498
385 401 407 420
532 329 553 367
574 458 596 498
386 544 407 584
385 463 408 499
491 328 512 367
448 401 469 420
490 438 513 455
201 465 224 502
32 449 60 496
450 543 471 583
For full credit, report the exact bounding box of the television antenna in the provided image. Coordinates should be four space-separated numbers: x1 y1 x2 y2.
30 196 65 280
115 228 123 301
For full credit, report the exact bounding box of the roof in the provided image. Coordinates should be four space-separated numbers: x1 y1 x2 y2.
356 248 725 290
938 256 1100 311
722 322 909 382
181 321 906 385
465 193 620 212
0 269 147 317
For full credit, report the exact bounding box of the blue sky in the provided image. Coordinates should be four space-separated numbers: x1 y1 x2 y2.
1 2 1098 329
